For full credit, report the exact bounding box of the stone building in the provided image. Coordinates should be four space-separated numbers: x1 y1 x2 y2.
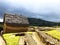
3 13 29 33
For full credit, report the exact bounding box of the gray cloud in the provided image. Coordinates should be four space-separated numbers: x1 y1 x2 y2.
0 0 60 22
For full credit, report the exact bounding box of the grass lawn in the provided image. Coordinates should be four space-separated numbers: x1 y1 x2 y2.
3 32 33 45
3 33 20 45
45 30 60 40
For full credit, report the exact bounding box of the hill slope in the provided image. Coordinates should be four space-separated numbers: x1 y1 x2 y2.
28 18 58 26
0 18 59 27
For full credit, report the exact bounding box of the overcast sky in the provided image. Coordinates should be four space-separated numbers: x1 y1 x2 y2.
0 0 60 22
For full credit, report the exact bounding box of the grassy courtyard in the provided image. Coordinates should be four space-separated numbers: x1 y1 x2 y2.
3 33 20 45
45 30 60 40
3 32 33 45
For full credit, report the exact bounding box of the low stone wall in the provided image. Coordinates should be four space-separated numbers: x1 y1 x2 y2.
3 23 28 33
36 30 60 45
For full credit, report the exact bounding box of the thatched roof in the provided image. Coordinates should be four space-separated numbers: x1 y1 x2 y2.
4 13 29 24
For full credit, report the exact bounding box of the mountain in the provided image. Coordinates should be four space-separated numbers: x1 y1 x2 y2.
28 18 59 26
0 17 59 27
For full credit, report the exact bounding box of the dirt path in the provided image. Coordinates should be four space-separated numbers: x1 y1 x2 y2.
19 32 46 45
19 36 25 45
0 36 6 45
32 32 46 45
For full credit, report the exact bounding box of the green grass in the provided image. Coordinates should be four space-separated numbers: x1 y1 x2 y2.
3 32 33 45
0 24 3 27
3 33 20 45
45 30 60 40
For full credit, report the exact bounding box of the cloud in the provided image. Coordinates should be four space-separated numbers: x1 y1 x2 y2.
0 18 3 22
0 0 60 22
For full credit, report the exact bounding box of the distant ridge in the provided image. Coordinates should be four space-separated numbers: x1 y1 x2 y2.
0 17 60 26
28 18 59 26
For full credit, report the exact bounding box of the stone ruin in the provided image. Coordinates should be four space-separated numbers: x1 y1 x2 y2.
3 13 29 33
